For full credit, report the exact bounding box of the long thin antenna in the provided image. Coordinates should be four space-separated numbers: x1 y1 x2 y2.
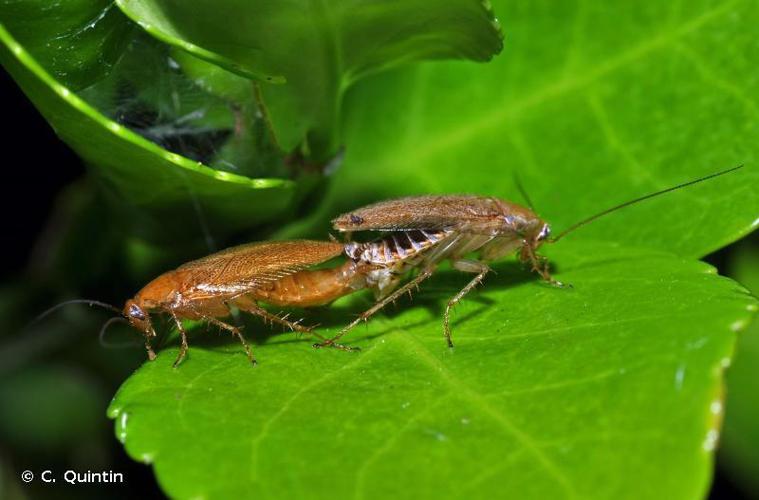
99 317 140 348
27 299 121 329
513 173 535 211
551 164 744 243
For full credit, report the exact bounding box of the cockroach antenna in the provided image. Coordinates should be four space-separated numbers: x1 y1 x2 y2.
513 173 535 211
27 299 122 329
98 316 140 349
550 164 745 243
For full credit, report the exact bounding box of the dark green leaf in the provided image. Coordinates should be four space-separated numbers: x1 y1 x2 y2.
115 0 504 159
0 0 133 89
109 241 756 499
0 23 297 241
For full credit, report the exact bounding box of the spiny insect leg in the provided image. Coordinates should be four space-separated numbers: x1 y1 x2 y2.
523 244 567 288
445 260 491 348
141 317 157 360
315 266 436 350
170 311 190 368
204 315 256 365
231 298 329 342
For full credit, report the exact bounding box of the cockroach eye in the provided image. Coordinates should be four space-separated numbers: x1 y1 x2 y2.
129 304 146 320
537 224 551 241
349 214 364 225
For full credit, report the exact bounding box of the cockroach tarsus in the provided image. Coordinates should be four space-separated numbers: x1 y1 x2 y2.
319 164 744 350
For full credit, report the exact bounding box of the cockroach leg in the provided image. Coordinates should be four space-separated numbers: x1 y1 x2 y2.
444 260 491 348
170 311 190 368
230 297 330 343
144 335 157 361
202 315 257 365
140 312 158 360
315 266 436 350
521 244 566 288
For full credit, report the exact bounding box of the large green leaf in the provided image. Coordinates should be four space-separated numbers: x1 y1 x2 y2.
109 241 756 499
115 0 504 160
314 0 759 258
720 238 759 494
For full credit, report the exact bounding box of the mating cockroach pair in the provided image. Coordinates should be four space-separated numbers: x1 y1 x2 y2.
75 165 742 366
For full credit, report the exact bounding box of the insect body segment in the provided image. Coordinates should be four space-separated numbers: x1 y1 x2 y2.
254 260 368 308
344 229 452 265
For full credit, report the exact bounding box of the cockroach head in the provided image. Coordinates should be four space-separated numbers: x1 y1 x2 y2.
534 223 551 245
521 219 551 250
498 201 550 247
123 299 152 335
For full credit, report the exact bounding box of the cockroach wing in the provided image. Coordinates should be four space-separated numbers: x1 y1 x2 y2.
332 195 508 232
176 240 344 294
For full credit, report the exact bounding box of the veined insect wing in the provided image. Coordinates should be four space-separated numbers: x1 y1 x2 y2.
177 239 346 287
332 195 509 232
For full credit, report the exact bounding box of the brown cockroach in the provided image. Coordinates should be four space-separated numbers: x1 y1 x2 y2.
39 237 429 365
319 165 744 349
121 239 369 366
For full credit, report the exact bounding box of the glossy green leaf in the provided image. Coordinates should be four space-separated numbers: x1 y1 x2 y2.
720 239 759 494
109 241 756 499
0 0 133 90
115 0 504 159
0 21 296 242
318 0 759 258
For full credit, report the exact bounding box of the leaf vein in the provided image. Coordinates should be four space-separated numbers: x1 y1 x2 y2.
248 343 385 483
396 333 577 498
392 0 741 167
352 394 452 500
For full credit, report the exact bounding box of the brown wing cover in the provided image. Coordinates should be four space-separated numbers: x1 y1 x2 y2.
332 195 504 232
176 240 344 290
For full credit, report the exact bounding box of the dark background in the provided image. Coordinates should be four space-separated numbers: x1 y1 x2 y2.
0 68 751 500
1 69 162 499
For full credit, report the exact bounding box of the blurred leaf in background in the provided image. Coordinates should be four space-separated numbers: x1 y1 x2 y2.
720 235 759 497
